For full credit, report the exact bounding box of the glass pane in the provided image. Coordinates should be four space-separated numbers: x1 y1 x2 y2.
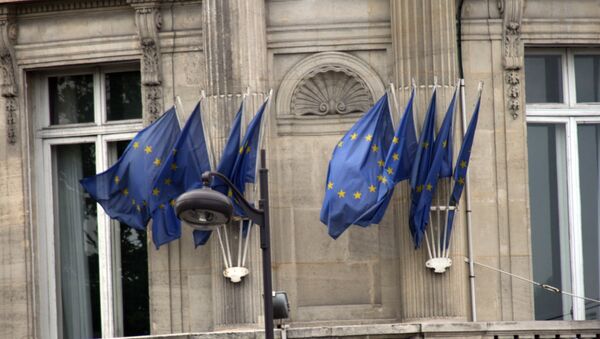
112 140 150 336
54 143 101 338
49 75 94 125
527 124 573 320
577 124 600 320
105 71 142 121
525 55 563 103
574 55 600 103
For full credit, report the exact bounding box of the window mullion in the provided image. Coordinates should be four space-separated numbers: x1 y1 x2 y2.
566 118 586 319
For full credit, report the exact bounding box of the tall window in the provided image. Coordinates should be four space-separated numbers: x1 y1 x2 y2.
526 48 600 321
31 65 150 338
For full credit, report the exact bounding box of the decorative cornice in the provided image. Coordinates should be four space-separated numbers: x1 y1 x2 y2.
16 0 128 15
0 6 17 144
499 0 524 119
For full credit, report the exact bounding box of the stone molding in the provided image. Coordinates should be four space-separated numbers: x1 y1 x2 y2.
499 0 524 119
129 0 162 123
16 0 128 15
276 52 384 135
0 6 17 144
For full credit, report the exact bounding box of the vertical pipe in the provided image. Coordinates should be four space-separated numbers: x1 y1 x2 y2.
259 149 274 339
461 79 477 321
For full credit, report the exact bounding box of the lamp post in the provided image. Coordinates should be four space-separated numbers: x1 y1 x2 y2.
174 149 274 339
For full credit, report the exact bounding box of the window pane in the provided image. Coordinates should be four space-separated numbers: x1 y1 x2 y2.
577 124 600 320
106 71 142 121
54 143 101 338
527 124 573 320
525 55 563 103
49 75 94 125
574 55 600 103
113 140 150 336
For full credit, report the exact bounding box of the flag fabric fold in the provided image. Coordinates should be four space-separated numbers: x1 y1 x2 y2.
80 107 181 231
444 94 481 249
149 102 211 249
320 94 394 239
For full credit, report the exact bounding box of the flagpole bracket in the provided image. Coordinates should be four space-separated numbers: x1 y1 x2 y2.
426 257 453 273
223 266 250 283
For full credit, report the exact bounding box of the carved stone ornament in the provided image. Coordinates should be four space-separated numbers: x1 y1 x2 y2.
277 52 384 123
0 6 17 144
499 0 524 119
291 65 373 116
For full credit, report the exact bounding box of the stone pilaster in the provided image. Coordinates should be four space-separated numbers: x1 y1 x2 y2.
0 6 17 144
391 0 468 321
129 0 163 124
499 0 524 119
202 0 268 329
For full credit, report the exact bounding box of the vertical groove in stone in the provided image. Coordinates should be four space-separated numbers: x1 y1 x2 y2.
391 0 467 321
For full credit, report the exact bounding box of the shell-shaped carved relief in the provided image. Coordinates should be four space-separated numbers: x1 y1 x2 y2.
291 66 373 116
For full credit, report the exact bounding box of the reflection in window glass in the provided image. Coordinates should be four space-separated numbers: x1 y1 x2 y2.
55 143 101 338
577 124 600 320
49 75 94 125
575 55 600 103
106 72 142 121
525 55 563 103
114 140 150 336
527 124 572 320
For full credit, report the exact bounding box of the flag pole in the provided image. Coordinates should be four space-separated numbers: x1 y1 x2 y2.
388 83 397 128
237 87 251 268
199 90 217 171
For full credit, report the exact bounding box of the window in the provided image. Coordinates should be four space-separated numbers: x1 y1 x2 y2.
31 65 150 338
526 48 600 321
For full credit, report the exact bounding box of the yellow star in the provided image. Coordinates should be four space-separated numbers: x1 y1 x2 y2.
171 163 178 171
371 145 379 152
368 185 376 193
131 199 136 205
442 140 448 148
144 145 152 154
426 183 433 191
337 190 346 198
227 189 233 197
114 176 120 184
393 136 399 144
365 134 372 142
377 175 384 182
246 146 251 154
153 157 162 166
136 205 141 212
133 142 140 149
422 142 429 149
142 200 147 206
122 188 129 196
152 188 160 196
327 181 334 190
458 177 465 185
460 160 467 168
392 153 399 161
377 160 385 167
381 177 388 184
353 191 362 199
170 199 176 207
338 141 343 148
239 146 245 154
350 133 358 140
159 204 165 209
164 178 172 185
416 185 423 193
387 167 394 175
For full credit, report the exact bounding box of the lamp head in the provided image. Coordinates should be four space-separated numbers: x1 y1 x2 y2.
174 187 233 230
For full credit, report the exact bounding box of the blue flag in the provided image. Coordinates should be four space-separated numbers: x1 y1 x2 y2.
320 94 394 239
80 107 181 230
412 91 457 247
192 102 244 247
355 89 418 225
444 94 481 249
408 89 437 246
149 102 211 249
440 89 458 177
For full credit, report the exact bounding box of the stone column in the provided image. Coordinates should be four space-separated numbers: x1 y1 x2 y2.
390 0 469 321
202 0 269 329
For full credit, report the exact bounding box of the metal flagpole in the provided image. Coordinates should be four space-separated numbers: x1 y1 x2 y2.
199 90 217 171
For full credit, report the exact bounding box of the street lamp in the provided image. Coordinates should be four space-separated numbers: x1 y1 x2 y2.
174 149 274 339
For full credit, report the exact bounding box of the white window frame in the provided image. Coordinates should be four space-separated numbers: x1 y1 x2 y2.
526 47 600 320
31 64 144 339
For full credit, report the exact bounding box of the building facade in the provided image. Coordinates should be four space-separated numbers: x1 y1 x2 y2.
0 0 599 338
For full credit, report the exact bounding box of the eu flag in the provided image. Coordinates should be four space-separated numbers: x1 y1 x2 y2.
355 89 418 225
408 89 437 246
439 89 458 177
444 94 481 249
412 89 457 247
320 94 394 239
149 102 211 249
80 107 181 230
